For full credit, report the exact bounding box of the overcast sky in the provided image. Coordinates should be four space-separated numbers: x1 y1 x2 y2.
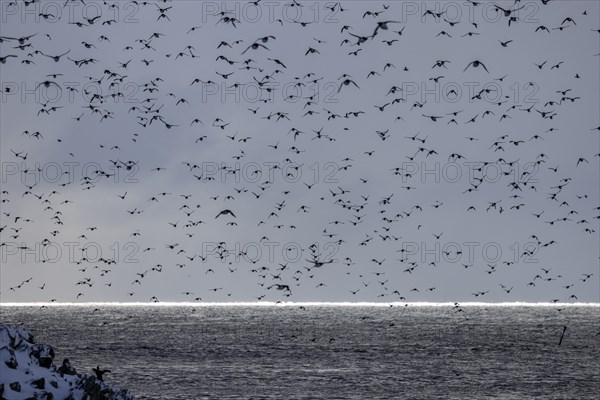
0 0 598 303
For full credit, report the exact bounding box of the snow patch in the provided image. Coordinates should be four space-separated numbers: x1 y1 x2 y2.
0 324 133 400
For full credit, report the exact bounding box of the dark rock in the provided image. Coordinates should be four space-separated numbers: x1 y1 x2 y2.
0 383 4 397
1 346 17 368
7 332 16 348
76 374 132 400
5 356 18 369
38 356 53 368
31 377 45 389
50 380 58 388
9 381 21 392
30 344 55 368
79 375 104 398
43 391 54 400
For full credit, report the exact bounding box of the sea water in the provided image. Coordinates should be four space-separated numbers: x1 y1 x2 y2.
1 304 599 399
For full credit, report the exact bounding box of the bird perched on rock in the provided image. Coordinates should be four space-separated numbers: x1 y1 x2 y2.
57 358 77 376
92 365 111 381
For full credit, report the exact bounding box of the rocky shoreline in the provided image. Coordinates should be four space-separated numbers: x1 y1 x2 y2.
0 324 133 400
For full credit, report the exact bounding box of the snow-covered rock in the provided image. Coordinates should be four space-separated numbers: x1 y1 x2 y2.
0 324 133 400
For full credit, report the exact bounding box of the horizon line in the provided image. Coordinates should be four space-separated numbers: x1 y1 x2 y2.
1 301 599 307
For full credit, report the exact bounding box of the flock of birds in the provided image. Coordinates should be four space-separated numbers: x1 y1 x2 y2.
0 0 599 306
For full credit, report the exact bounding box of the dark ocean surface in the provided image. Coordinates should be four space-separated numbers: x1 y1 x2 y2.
1 304 599 399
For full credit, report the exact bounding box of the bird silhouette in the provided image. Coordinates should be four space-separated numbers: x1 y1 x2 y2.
92 366 111 381
0 0 596 308
215 209 236 218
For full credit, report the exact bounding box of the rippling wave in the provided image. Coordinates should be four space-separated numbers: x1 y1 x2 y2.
1 306 599 399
